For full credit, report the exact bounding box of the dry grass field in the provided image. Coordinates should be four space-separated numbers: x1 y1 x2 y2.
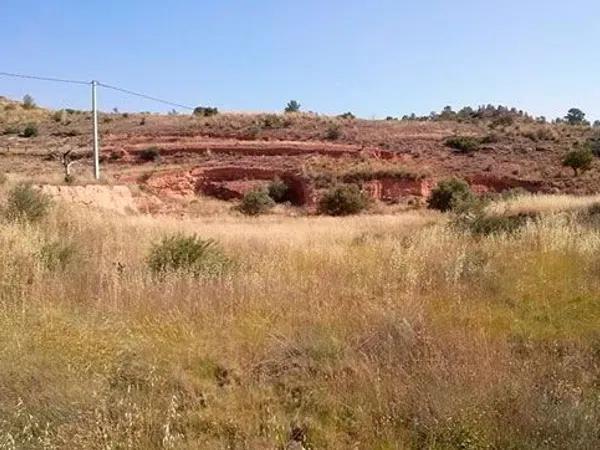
1 177 599 448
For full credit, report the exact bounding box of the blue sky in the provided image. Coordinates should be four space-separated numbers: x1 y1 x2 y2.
1 0 599 120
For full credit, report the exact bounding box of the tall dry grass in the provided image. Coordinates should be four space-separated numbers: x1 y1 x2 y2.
0 197 599 449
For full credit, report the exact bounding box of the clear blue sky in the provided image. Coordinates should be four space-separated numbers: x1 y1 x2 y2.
1 0 599 120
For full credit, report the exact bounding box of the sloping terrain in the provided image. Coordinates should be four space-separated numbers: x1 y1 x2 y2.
1 96 599 212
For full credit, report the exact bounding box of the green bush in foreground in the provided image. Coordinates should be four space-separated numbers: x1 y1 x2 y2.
319 184 368 216
148 234 231 277
4 183 51 222
427 178 475 212
238 189 275 216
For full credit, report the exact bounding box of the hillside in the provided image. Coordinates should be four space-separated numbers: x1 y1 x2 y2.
2 96 599 212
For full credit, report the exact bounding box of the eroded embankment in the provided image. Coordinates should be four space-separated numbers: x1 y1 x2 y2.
104 134 548 208
102 136 396 161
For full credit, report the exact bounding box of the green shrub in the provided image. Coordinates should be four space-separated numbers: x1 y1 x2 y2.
193 106 219 117
238 189 275 216
139 147 160 162
338 112 355 120
445 136 480 153
427 178 474 212
325 124 342 140
38 240 77 271
20 124 38 138
284 100 301 113
319 184 368 216
267 177 289 203
563 148 593 176
4 183 51 222
148 234 231 277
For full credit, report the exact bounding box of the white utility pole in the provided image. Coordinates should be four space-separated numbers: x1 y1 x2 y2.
91 80 100 180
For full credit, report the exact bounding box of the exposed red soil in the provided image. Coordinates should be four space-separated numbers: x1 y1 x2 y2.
3 102 600 213
363 178 434 203
102 136 395 161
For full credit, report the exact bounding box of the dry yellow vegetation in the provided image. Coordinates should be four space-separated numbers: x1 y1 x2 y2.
0 186 599 448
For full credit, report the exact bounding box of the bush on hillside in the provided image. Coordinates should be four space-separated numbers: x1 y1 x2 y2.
20 124 38 138
284 100 301 113
238 189 275 216
427 178 475 212
338 112 355 120
139 147 160 162
193 106 219 117
325 124 342 140
148 234 231 277
563 148 593 176
267 177 290 203
319 184 368 216
4 183 51 222
445 136 480 153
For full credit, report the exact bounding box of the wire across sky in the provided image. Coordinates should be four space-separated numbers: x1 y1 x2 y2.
0 71 195 111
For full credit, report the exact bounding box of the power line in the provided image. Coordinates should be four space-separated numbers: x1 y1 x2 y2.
97 82 195 111
0 71 89 85
0 71 195 111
